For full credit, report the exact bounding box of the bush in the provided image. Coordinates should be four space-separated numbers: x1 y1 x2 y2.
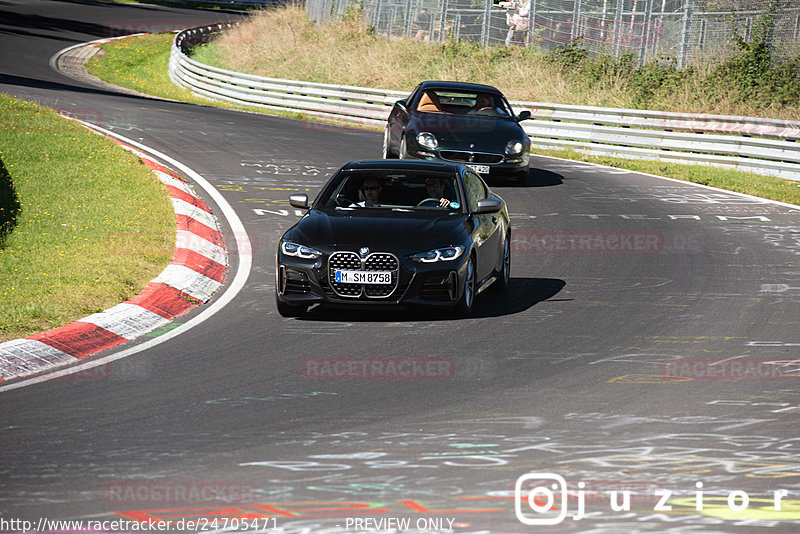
702 3 800 108
0 160 20 247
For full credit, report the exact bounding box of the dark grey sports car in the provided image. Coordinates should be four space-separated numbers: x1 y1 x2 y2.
275 160 511 317
382 81 531 183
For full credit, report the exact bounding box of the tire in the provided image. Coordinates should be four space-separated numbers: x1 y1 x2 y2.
382 126 396 159
453 255 476 316
514 168 529 185
275 293 308 317
493 233 511 292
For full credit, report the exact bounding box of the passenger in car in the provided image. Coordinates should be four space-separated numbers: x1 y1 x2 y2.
468 94 507 116
422 177 453 207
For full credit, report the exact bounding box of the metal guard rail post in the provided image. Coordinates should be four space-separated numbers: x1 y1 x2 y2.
170 24 800 182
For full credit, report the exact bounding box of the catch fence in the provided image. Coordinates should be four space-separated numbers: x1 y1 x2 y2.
307 0 800 67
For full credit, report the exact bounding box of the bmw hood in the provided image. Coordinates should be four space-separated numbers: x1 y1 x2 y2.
410 114 527 152
285 209 468 254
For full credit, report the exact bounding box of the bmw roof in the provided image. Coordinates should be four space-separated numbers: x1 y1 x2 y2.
341 159 467 172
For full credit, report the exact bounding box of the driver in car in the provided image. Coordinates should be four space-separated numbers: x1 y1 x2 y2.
423 177 452 207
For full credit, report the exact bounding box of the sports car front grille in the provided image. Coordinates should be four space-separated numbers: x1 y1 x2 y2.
364 253 398 297
328 251 399 299
440 151 504 164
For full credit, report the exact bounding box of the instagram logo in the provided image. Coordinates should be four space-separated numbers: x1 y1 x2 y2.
515 473 569 525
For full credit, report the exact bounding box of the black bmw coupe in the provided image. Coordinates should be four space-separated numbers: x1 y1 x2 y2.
382 81 531 183
275 160 511 317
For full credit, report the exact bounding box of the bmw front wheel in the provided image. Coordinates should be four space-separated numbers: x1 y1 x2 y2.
454 255 476 316
493 233 510 292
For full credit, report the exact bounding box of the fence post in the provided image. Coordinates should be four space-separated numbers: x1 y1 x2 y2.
372 0 381 32
698 18 706 49
481 0 492 46
794 12 800 41
678 0 693 69
571 0 582 41
638 0 653 65
438 0 449 42
403 0 413 39
526 0 537 47
613 0 624 58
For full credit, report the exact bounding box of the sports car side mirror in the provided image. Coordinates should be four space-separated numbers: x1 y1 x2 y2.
395 100 407 112
289 194 309 209
516 110 532 122
475 198 503 214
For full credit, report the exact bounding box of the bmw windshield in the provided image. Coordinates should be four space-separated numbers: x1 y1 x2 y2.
315 170 465 212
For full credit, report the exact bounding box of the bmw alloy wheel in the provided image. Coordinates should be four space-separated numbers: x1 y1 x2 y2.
494 234 510 291
455 256 475 316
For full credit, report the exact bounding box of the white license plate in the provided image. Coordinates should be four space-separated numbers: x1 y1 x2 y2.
335 270 392 284
467 164 490 174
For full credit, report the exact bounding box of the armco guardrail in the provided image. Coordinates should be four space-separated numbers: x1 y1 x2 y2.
170 24 800 181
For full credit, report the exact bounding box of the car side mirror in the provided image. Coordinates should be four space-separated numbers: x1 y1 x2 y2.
289 194 309 209
475 198 503 214
516 110 532 122
394 100 408 116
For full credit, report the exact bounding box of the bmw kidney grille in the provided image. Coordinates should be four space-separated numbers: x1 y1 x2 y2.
328 251 399 299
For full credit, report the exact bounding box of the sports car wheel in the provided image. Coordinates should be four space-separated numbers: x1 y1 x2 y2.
275 294 308 317
454 255 476 316
382 127 396 159
493 233 510 291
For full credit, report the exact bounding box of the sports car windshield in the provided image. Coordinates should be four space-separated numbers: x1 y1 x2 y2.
415 89 514 118
316 171 464 211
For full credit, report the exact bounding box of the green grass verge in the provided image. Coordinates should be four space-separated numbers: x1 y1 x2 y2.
87 31 800 206
0 94 175 342
88 33 206 103
86 33 309 119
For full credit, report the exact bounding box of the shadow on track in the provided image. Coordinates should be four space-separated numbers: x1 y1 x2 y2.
489 167 563 188
294 277 567 322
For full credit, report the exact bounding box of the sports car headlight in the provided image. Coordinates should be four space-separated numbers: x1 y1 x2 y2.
416 132 439 150
281 240 322 260
505 140 524 156
410 245 465 263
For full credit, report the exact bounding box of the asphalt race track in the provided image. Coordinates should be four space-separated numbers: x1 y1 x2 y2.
1 2 800 532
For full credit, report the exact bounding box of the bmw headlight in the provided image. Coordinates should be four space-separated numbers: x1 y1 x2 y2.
505 140 524 156
281 240 322 259
416 132 439 150
410 245 465 263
